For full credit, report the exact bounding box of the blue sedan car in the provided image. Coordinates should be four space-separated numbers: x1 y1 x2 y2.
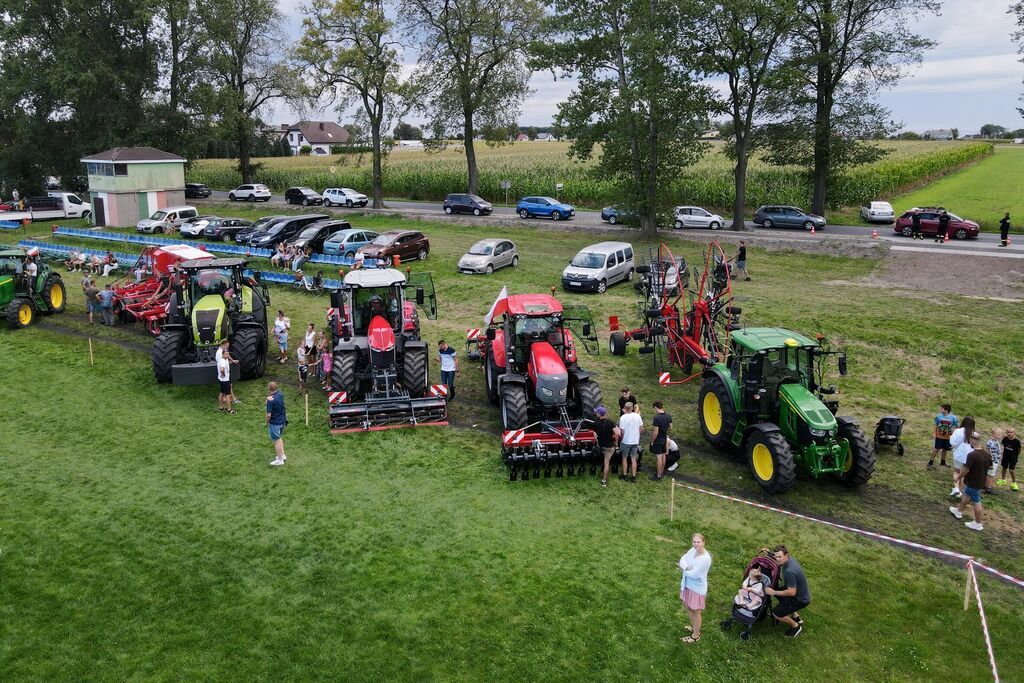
322 228 380 257
517 196 576 221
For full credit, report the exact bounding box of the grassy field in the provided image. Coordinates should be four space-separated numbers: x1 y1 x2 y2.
187 140 992 215
2 213 1023 679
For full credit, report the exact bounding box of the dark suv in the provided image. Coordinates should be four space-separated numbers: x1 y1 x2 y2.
185 183 212 199
752 205 826 230
358 230 430 265
894 207 979 240
285 187 324 206
249 214 330 249
443 193 492 216
286 220 352 253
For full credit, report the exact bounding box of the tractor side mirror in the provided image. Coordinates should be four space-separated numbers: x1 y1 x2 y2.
252 271 261 283
330 289 344 309
838 353 848 376
582 323 592 338
730 362 739 381
415 286 425 305
486 327 496 340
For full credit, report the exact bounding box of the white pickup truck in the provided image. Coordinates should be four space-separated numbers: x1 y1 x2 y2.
0 192 92 222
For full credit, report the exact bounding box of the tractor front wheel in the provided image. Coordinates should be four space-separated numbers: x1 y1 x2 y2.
42 275 66 314
402 346 429 397
152 328 186 383
745 430 796 493
575 378 602 419
835 422 876 487
332 350 357 395
609 331 627 356
500 383 528 431
697 374 738 450
6 298 34 329
232 327 267 380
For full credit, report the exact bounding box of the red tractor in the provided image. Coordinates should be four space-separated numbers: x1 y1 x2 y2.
470 290 603 480
327 268 448 432
113 244 213 335
608 242 740 382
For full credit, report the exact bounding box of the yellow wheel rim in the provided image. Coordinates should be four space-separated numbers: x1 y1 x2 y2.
752 443 774 481
702 392 722 435
50 285 63 309
843 443 854 473
18 303 32 325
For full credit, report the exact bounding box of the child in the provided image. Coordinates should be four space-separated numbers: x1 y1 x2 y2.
734 566 765 611
297 345 310 395
999 427 1020 491
929 404 958 468
985 428 1003 494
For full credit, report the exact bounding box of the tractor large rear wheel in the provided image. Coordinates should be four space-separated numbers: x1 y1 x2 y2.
402 346 429 397
500 383 528 431
332 350 357 395
575 378 602 420
835 422 875 487
152 329 186 383
41 275 66 314
698 374 738 450
745 430 796 493
6 298 34 329
232 327 267 380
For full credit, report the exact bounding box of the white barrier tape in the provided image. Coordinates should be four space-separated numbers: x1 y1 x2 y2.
972 561 1024 590
968 562 1001 683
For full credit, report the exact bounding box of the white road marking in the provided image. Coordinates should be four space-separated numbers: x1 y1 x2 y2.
890 245 1024 259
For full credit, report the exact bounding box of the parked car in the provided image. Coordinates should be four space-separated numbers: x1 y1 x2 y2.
323 187 369 207
136 206 198 234
358 230 430 265
444 193 493 216
248 214 329 249
234 215 289 244
284 187 324 206
894 207 980 240
228 184 272 202
178 215 219 237
286 220 352 253
561 241 634 293
752 205 826 230
860 201 895 223
674 206 724 230
203 218 254 242
184 182 212 199
601 205 633 225
517 196 575 220
322 228 380 257
458 238 519 275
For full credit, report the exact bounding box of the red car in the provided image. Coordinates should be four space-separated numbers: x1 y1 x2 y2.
894 208 980 240
357 230 430 265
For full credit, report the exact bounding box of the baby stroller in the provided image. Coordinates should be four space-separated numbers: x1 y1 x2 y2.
873 416 906 456
293 269 325 295
720 550 780 641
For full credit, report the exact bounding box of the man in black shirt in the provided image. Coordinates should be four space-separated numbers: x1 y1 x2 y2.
618 387 638 415
936 210 950 243
649 401 672 480
911 211 922 239
593 406 619 487
767 545 811 637
999 427 1020 490
999 212 1011 247
732 240 750 280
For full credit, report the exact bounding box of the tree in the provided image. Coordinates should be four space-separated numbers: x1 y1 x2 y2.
951 128 959 140
203 0 292 183
532 0 716 238
402 0 541 194
762 0 938 215
393 122 424 140
696 0 795 229
297 0 407 208
980 123 1006 138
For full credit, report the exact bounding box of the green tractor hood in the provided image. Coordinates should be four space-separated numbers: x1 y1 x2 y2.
0 274 13 306
192 294 228 346
779 383 837 431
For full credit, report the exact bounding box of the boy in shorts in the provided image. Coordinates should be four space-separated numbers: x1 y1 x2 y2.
998 427 1020 491
618 402 643 482
929 404 958 469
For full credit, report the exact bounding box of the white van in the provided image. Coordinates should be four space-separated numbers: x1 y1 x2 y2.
561 241 634 294
0 192 91 222
136 205 199 234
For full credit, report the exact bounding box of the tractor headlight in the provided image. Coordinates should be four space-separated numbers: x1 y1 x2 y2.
809 428 828 437
541 387 553 397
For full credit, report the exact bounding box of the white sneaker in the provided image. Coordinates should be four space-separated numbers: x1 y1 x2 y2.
948 506 963 519
965 521 984 531
282 454 287 461
270 457 285 467
667 462 678 472
950 487 961 497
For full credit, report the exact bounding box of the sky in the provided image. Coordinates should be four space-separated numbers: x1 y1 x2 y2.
269 0 1024 135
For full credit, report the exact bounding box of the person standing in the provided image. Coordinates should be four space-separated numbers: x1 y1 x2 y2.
618 387 639 414
649 400 672 481
678 533 712 644
928 403 958 469
998 427 1020 491
274 310 291 363
217 340 239 414
733 240 750 280
935 210 950 243
437 339 458 400
296 345 310 395
949 433 991 531
911 211 923 240
24 255 37 292
985 428 1003 494
949 415 976 498
98 283 115 326
618 402 643 482
593 406 619 487
266 382 288 466
84 279 100 324
999 212 1011 248
766 545 811 637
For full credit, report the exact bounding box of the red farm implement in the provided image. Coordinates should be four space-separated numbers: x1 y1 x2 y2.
113 244 213 336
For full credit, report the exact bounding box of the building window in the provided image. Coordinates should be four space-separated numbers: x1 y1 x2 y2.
114 163 128 176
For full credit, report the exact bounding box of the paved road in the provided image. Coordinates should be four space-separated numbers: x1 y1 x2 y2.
201 191 1023 259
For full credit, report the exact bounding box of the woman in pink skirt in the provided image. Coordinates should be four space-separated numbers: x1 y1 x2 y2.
679 533 712 643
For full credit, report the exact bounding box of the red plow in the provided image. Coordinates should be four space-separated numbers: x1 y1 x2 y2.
112 244 213 335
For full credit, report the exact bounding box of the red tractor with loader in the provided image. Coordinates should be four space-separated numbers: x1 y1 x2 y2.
468 289 603 480
327 268 448 432
113 244 214 335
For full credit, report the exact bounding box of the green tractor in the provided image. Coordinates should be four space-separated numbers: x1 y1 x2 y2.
0 248 67 329
152 258 270 384
697 327 874 493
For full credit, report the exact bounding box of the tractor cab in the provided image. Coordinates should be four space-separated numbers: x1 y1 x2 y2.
329 269 437 344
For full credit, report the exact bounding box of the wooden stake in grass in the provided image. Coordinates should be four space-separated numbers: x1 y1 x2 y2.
305 392 309 426
88 338 94 366
669 478 675 521
964 562 973 611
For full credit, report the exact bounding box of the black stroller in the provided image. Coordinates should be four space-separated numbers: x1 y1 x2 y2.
874 416 906 456
720 550 780 640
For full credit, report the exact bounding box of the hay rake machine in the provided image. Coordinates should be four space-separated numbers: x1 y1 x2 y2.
608 242 741 383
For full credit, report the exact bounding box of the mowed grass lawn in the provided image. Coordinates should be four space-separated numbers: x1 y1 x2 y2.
2 212 1024 679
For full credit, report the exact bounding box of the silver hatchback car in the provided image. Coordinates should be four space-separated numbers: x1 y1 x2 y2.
458 238 519 274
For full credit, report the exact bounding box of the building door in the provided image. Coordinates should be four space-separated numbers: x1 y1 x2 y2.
94 197 105 226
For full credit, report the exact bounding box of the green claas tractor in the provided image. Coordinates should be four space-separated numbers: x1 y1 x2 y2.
0 248 66 329
697 327 874 493
152 258 270 384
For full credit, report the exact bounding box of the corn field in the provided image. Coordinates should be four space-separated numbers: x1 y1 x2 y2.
187 140 993 211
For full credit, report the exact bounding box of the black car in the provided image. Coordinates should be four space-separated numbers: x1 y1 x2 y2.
444 193 493 216
249 214 330 249
234 215 290 244
202 217 254 242
285 187 324 206
184 182 212 199
286 219 353 253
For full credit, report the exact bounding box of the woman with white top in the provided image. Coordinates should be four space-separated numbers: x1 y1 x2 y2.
949 415 977 497
679 532 712 643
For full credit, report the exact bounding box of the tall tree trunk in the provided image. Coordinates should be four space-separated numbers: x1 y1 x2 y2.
732 141 748 230
811 36 833 216
168 0 180 112
370 115 384 209
642 113 658 240
238 120 252 183
463 111 478 194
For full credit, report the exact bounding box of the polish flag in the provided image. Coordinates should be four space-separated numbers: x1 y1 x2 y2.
26 246 39 257
483 285 508 325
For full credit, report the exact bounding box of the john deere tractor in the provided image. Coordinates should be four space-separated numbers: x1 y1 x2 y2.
0 248 66 329
152 258 270 384
697 327 874 493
